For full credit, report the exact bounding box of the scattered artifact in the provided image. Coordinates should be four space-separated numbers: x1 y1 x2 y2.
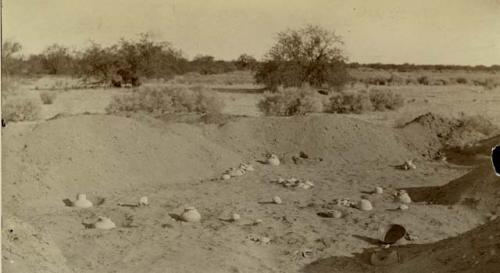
73 193 93 208
395 190 412 204
247 234 271 244
221 162 255 180
396 160 416 170
358 199 373 211
267 154 280 166
95 217 116 230
240 163 255 172
317 210 343 219
139 196 149 206
379 224 407 244
253 219 263 225
228 168 245 177
271 177 314 189
231 213 241 221
181 207 202 222
334 198 356 207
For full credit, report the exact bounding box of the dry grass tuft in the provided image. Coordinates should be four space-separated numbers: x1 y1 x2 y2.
258 86 324 116
105 85 225 115
325 90 373 114
39 91 58 104
369 88 405 111
2 98 42 122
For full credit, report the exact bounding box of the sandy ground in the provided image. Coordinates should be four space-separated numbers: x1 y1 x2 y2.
2 81 500 273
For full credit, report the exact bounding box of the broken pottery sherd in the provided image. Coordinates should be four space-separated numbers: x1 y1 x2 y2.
95 217 116 230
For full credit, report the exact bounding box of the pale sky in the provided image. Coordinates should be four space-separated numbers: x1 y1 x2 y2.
3 0 500 65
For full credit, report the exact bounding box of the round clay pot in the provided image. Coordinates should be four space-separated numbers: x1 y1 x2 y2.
181 207 202 222
73 194 93 208
267 154 280 166
358 199 373 211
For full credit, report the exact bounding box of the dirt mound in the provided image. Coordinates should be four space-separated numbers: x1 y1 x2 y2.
205 114 415 165
398 112 498 159
443 134 499 165
2 215 75 273
2 114 242 215
405 135 500 211
303 217 500 273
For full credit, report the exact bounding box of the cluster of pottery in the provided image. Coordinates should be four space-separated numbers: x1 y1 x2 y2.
334 198 356 207
329 187 414 213
247 234 271 244
271 177 315 189
70 193 151 230
221 163 255 180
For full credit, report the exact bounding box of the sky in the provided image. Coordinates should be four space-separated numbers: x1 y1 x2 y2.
3 0 500 65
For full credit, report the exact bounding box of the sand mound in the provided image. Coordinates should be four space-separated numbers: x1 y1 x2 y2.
205 114 415 165
2 114 242 214
405 135 500 211
303 133 499 273
399 112 498 159
443 134 499 165
303 217 500 273
2 215 74 273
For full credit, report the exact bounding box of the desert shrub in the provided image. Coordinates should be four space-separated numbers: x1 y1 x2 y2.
39 91 58 104
431 78 449 86
2 98 41 122
368 89 404 111
387 74 405 85
106 86 224 115
417 76 429 85
406 78 418 85
258 86 324 116
455 77 468 84
325 90 373 114
482 78 498 90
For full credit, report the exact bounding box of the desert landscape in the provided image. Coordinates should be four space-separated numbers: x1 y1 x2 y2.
2 1 500 273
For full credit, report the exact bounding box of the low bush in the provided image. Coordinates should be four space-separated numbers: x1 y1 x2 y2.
258 86 324 116
325 90 373 114
2 98 41 122
455 77 468 84
39 91 58 104
482 78 498 90
417 76 429 85
368 89 404 111
105 85 224 115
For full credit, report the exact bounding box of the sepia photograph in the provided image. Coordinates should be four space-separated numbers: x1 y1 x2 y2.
1 0 500 272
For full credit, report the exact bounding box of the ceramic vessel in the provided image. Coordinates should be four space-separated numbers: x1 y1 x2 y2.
181 207 202 222
73 194 93 208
